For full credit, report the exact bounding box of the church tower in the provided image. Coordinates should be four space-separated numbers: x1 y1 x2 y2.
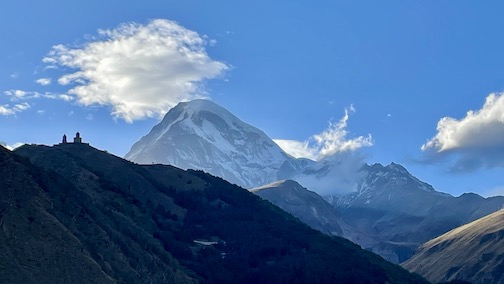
73 132 82 143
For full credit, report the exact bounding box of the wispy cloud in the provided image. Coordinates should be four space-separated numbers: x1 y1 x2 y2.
0 103 30 116
273 140 316 160
421 93 504 172
35 78 52 86
274 105 373 161
4 89 73 102
42 19 229 122
4 89 30 99
293 152 368 196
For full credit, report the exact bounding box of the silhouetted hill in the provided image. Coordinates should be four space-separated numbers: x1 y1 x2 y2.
1 144 428 283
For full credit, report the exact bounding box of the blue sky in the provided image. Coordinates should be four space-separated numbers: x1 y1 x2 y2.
2 1 504 196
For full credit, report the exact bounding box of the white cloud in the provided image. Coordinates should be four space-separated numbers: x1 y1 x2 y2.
10 72 19 79
4 89 30 99
422 93 504 171
43 19 229 122
13 103 30 112
58 94 74 101
293 152 368 196
0 103 31 116
4 89 71 102
0 106 14 116
35 78 52 86
273 140 317 160
274 106 373 161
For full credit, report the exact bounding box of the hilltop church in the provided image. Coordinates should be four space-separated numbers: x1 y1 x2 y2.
60 132 88 145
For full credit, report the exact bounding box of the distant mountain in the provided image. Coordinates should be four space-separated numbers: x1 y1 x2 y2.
404 209 504 284
328 163 447 211
125 99 292 188
325 163 504 263
2 143 427 283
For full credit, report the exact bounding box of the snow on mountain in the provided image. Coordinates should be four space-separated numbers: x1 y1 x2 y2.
125 99 292 188
327 162 450 214
316 162 504 263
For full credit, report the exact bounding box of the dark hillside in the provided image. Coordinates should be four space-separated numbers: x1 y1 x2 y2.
5 144 427 283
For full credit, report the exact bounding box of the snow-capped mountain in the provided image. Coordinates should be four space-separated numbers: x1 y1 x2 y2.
125 99 292 188
320 162 504 263
327 163 450 213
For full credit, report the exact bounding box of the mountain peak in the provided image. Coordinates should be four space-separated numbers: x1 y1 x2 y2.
172 99 234 119
365 162 410 175
125 99 291 188
386 162 409 174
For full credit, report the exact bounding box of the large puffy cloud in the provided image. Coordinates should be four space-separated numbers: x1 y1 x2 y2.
422 93 504 171
43 19 229 122
274 106 373 161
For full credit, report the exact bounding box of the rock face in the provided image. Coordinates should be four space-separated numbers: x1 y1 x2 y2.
0 144 427 284
125 99 292 188
403 209 504 284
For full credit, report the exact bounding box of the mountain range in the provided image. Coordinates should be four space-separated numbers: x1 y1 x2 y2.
0 143 427 283
328 163 504 263
125 99 504 265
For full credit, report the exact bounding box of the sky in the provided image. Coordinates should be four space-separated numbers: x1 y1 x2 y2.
1 0 504 197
